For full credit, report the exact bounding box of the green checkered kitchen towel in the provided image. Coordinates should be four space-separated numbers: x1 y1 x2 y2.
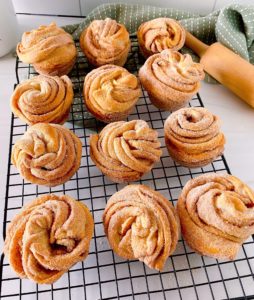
63 3 254 83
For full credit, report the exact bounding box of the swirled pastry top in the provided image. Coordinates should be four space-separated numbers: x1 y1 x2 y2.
143 49 205 93
178 174 254 244
90 120 162 182
165 107 224 146
80 18 130 61
103 185 179 270
16 22 76 65
4 194 94 284
11 123 82 187
11 75 73 125
137 18 185 57
84 65 141 114
164 107 225 167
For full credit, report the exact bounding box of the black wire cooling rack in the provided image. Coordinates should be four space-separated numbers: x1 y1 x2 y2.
1 37 254 300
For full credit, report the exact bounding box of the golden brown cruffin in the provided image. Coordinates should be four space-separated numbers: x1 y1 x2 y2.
4 194 94 284
177 173 254 260
16 23 77 76
137 17 185 58
164 107 226 168
11 75 73 125
84 64 141 123
11 123 82 187
103 184 179 270
139 49 205 111
90 120 162 183
80 18 131 67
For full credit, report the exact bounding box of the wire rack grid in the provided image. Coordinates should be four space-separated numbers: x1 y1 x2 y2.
1 37 254 300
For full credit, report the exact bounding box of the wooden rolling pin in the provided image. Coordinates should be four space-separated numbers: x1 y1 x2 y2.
185 31 254 108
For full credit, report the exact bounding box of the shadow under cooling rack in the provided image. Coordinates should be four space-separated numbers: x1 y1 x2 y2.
1 38 254 300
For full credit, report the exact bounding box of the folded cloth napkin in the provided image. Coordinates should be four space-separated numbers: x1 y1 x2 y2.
63 3 254 83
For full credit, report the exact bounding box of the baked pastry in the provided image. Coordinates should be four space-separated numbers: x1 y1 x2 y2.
137 18 185 58
84 65 141 123
11 75 73 125
177 173 254 260
80 18 130 67
90 120 162 182
17 23 77 76
4 194 94 284
103 184 179 270
139 49 205 111
12 123 82 187
164 107 225 168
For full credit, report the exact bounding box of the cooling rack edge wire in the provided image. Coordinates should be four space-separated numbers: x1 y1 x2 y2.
1 37 254 300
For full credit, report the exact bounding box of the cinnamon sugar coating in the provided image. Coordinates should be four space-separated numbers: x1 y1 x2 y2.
103 185 179 270
84 65 141 123
17 23 77 76
12 123 82 186
164 107 225 168
4 194 94 284
139 49 205 111
90 120 162 183
11 75 73 125
80 18 130 67
177 174 254 260
137 18 185 58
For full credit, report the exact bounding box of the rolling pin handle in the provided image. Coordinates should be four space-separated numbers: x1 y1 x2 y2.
185 31 209 57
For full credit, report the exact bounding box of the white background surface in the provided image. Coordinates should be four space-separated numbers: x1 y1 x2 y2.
0 3 254 298
11 0 254 16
